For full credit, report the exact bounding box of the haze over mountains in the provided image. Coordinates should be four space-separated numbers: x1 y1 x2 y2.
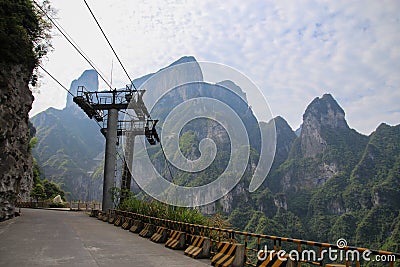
31 56 400 252
31 70 104 201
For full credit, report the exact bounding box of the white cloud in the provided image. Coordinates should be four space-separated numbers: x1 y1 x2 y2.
31 0 400 134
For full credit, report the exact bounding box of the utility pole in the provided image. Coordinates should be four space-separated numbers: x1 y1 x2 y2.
73 86 159 212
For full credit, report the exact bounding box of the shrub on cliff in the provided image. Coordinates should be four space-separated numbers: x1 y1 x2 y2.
0 0 51 82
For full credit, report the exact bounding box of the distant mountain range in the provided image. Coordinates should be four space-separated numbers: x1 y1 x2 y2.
31 56 400 253
31 70 104 200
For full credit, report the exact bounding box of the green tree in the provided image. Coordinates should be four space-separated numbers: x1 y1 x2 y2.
30 183 46 202
0 0 52 84
42 179 65 200
32 159 42 185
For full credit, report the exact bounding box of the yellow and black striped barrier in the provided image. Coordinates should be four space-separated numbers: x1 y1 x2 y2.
121 217 132 230
92 209 400 267
113 215 124 227
184 235 210 259
102 212 112 222
211 241 245 267
108 210 117 224
129 219 143 233
139 223 155 238
150 226 169 243
97 210 107 221
108 215 116 224
256 251 291 267
90 209 99 217
165 230 186 250
101 212 109 222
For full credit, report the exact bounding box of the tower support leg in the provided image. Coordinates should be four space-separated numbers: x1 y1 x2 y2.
102 108 118 212
120 133 135 204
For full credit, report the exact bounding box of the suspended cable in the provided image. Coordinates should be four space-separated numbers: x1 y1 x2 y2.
33 1 113 90
119 110 139 121
38 66 112 153
83 0 137 90
38 65 75 97
37 65 108 140
38 65 112 132
136 135 165 194
160 141 175 183
47 15 111 89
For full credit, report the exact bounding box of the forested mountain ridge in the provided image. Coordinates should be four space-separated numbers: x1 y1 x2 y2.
228 95 399 253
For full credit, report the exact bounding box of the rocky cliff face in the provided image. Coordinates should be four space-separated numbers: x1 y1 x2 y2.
199 116 294 214
268 93 368 192
0 64 34 221
272 116 297 168
66 69 98 109
299 93 348 158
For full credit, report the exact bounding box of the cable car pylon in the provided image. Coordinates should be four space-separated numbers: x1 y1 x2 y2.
73 85 159 212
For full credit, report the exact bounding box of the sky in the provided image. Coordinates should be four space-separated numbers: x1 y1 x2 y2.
31 0 400 135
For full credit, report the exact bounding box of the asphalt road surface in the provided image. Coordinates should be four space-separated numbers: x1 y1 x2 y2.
0 208 210 266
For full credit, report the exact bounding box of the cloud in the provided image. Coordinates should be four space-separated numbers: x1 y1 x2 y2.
32 0 400 134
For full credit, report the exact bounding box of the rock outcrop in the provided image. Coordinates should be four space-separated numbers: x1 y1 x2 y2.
0 64 34 221
299 93 348 158
272 116 297 168
66 69 98 108
266 93 368 193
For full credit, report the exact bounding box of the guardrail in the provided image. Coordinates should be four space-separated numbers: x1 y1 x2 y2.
17 201 101 211
104 209 399 267
68 201 101 211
